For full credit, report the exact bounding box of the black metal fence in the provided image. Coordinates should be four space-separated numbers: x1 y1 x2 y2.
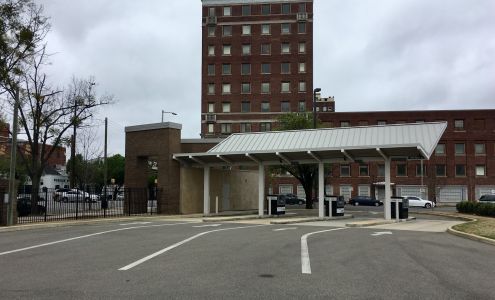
15 187 162 224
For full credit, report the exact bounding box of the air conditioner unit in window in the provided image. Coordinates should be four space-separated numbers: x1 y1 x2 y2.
297 13 308 22
206 16 217 24
206 114 216 123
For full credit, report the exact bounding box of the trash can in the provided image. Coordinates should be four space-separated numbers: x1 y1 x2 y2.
268 195 286 216
324 196 345 217
391 196 409 219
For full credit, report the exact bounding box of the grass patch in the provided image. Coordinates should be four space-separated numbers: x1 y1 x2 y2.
453 218 495 240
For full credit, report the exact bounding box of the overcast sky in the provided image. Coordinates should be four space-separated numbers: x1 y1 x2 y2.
33 0 495 156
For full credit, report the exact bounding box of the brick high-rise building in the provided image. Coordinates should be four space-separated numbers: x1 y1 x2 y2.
201 0 332 137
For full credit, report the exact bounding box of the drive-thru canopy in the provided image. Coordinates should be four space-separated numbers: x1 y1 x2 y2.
174 122 447 220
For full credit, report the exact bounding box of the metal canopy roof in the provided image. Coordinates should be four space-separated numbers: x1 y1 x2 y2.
173 122 447 166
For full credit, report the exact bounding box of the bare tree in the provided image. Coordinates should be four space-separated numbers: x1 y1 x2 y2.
76 126 103 190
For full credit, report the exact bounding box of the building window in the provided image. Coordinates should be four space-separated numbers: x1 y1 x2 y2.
281 101 290 112
475 143 486 155
222 25 232 36
221 123 232 134
377 120 387 125
241 101 250 113
207 84 215 95
281 43 290 54
455 143 465 155
378 164 385 177
359 165 369 176
416 164 426 176
281 82 290 93
261 82 270 94
242 5 251 16
208 7 216 16
241 63 251 75
436 164 446 177
454 119 464 130
455 164 466 177
223 45 231 55
281 3 291 14
207 64 215 76
299 81 306 92
261 63 271 74
261 4 271 15
207 26 215 37
242 25 251 35
281 62 290 74
240 123 252 133
260 122 271 132
299 62 306 73
222 102 231 112
298 22 306 33
241 83 251 94
340 165 350 177
261 43 271 55
223 7 231 16
208 45 215 56
298 101 306 112
358 121 369 126
396 163 407 176
242 44 251 55
222 84 231 94
435 144 445 155
261 24 271 35
208 102 215 113
261 102 270 112
476 165 486 176
340 121 350 127
281 23 291 34
207 124 214 133
299 3 306 12
299 42 306 53
222 63 231 75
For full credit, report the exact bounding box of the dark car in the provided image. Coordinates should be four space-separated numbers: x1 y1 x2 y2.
479 194 495 203
349 196 382 206
17 197 46 217
282 194 306 205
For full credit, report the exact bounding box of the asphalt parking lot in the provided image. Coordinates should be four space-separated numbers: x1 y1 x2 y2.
1 214 494 299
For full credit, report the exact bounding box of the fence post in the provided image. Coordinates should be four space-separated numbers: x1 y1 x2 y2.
44 189 48 222
76 189 79 220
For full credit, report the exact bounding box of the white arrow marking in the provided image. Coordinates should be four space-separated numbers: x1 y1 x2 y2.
273 227 297 231
119 222 152 226
193 224 222 228
371 231 393 236
301 228 347 274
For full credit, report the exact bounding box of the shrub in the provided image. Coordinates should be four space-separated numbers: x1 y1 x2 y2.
457 201 495 217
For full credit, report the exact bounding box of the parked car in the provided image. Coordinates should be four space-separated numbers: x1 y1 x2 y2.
16 196 46 217
59 189 100 203
479 194 495 203
53 188 71 201
349 196 382 206
404 196 436 208
281 194 306 205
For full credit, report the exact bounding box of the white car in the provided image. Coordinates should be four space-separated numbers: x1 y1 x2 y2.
404 196 435 208
60 189 100 203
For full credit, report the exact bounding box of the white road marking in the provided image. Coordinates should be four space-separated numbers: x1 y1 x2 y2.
119 222 152 226
119 224 267 271
371 231 393 236
192 224 222 228
273 227 297 231
301 228 347 275
0 222 194 256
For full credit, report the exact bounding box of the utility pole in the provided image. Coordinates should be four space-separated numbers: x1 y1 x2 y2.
104 117 108 189
312 88 321 129
70 99 77 188
7 88 20 226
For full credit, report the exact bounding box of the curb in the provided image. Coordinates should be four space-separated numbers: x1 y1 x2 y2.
411 211 474 221
447 227 495 247
270 215 354 225
345 216 416 228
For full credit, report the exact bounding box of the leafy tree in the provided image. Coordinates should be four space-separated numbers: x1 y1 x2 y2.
107 154 125 186
273 113 321 209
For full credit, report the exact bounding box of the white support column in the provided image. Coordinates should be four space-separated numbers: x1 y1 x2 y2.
384 158 391 220
203 166 210 216
258 163 265 217
318 162 325 218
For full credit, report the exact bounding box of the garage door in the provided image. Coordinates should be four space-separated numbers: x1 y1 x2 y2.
325 185 333 196
475 186 495 200
279 184 293 195
297 185 305 199
358 185 370 196
437 186 467 203
397 185 428 199
340 185 352 201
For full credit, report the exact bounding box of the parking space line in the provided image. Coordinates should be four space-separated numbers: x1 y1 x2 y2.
273 227 297 231
119 224 267 271
0 222 194 256
301 228 347 274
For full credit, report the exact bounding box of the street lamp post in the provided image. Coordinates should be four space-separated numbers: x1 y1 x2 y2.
161 110 177 122
313 88 321 129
